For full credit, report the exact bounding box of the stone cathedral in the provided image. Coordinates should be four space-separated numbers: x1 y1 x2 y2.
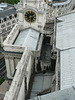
3 0 75 100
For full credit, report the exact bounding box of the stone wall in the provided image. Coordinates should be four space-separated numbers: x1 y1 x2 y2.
4 47 33 100
2 24 25 53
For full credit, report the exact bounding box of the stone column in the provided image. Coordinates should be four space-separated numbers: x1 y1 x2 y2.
35 58 38 72
10 57 15 76
50 35 53 45
10 18 12 28
40 61 44 71
0 35 3 45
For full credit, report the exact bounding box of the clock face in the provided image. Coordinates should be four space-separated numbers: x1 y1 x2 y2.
25 11 36 23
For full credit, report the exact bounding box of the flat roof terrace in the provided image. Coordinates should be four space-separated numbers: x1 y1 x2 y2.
3 24 42 55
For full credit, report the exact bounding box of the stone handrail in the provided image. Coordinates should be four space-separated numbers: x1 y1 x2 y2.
3 24 20 44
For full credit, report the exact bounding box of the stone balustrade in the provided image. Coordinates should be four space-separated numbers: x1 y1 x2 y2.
5 24 20 44
4 47 32 100
0 13 18 45
46 0 75 22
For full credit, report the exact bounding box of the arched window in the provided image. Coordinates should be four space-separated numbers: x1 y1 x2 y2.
14 14 17 18
0 19 1 23
4 17 6 22
9 15 12 19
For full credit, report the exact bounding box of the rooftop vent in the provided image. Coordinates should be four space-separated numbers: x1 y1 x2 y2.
0 3 8 8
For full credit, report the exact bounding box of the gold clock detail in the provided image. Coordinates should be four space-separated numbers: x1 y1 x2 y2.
25 11 36 23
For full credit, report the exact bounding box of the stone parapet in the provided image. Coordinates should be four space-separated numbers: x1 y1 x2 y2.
46 0 75 22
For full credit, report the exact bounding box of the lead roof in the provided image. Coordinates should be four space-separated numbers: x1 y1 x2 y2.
0 7 17 19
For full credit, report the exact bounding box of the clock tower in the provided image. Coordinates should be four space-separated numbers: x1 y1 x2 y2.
17 0 47 32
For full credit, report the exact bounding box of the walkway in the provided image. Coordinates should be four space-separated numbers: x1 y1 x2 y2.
41 45 51 62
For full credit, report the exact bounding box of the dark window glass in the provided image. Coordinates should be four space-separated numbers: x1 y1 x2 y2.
4 17 6 22
15 14 17 18
1 24 5 28
9 16 12 19
12 20 15 24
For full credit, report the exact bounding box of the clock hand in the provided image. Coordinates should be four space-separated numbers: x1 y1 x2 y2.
29 16 31 18
33 14 35 16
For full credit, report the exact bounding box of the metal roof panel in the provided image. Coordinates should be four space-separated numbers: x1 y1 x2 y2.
56 12 75 50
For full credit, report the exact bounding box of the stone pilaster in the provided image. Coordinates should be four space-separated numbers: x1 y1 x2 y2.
5 56 12 79
10 57 15 76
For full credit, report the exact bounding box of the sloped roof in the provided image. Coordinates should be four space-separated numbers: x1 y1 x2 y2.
60 48 75 90
56 11 75 90
14 28 40 51
0 3 7 8
29 87 75 100
56 12 75 50
0 7 16 19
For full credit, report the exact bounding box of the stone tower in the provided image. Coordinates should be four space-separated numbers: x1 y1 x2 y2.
17 0 47 32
